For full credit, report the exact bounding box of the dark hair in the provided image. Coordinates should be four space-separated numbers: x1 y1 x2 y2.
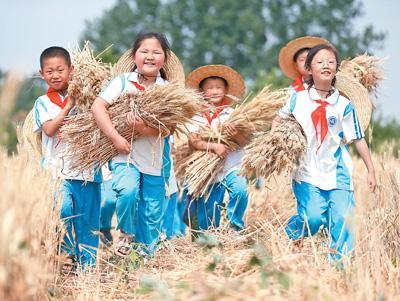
131 32 171 79
305 44 340 87
40 46 71 69
199 76 228 89
293 47 310 62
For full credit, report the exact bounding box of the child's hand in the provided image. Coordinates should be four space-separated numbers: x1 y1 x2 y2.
127 112 147 133
212 143 229 159
65 97 76 110
223 123 238 137
112 134 131 154
367 171 377 192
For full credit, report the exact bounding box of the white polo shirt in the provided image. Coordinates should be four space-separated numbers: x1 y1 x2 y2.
279 87 364 191
33 93 102 182
99 72 169 176
189 106 244 182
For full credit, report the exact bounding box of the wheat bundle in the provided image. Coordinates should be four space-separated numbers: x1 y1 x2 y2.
241 116 307 179
183 87 289 198
68 42 112 113
61 82 203 172
172 142 192 182
339 54 384 94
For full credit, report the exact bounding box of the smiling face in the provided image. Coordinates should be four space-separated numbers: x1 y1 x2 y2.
40 56 73 92
200 77 228 106
134 37 166 77
308 49 338 85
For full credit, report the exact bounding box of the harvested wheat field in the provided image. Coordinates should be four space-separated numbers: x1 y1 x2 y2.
1 137 399 300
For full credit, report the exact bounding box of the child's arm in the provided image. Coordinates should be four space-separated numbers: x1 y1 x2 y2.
353 138 376 192
126 112 165 137
41 97 75 137
91 97 130 154
188 133 228 159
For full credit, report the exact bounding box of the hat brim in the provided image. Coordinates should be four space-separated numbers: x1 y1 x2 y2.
336 73 373 132
113 49 185 86
186 65 245 100
279 36 329 80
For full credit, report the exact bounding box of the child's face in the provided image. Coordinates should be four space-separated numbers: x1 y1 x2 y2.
309 49 337 84
201 78 228 106
40 56 73 92
295 50 309 78
134 38 166 77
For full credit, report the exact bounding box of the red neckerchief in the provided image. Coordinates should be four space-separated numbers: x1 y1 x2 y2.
201 98 230 126
130 81 145 91
311 99 329 152
47 87 68 109
291 76 305 92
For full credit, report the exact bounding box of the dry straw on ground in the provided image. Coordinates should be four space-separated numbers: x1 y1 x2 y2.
241 116 307 179
19 152 397 301
68 42 112 113
62 82 203 172
180 87 289 198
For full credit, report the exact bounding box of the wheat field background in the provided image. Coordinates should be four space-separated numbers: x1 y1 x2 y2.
0 73 399 301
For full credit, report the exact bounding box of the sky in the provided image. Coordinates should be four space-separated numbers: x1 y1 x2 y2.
0 0 398 120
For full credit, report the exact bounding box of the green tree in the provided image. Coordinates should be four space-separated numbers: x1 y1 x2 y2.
82 0 385 82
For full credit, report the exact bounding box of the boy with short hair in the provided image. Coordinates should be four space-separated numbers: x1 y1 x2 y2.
33 46 101 271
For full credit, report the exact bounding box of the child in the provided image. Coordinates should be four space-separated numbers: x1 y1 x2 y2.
278 36 328 93
273 44 376 262
33 47 101 270
185 65 249 233
91 32 176 256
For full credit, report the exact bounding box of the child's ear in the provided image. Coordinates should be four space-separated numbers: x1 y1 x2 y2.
39 69 44 80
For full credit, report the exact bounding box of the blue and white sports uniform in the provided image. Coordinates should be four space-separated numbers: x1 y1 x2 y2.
99 72 173 253
33 93 101 267
279 86 363 260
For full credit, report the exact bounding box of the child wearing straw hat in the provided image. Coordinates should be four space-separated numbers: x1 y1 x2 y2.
184 64 249 232
273 44 376 263
33 46 102 271
278 36 329 93
92 32 184 256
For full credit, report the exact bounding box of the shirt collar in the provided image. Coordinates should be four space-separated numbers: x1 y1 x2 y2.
309 86 339 105
127 71 167 85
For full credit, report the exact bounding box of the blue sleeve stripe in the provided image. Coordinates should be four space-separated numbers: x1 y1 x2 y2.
289 92 297 112
343 102 354 117
34 106 42 128
34 99 48 128
356 112 363 138
120 74 126 92
352 109 361 139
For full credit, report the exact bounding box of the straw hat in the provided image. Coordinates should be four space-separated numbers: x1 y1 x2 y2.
279 36 329 80
336 72 373 132
112 49 185 86
186 65 245 101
